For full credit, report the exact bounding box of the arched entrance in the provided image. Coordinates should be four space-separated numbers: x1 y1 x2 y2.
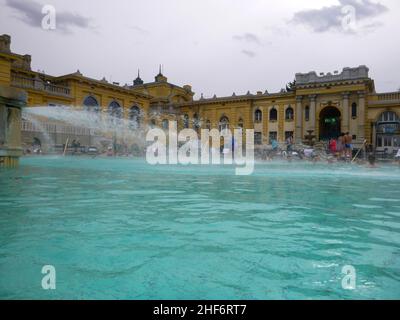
319 107 341 141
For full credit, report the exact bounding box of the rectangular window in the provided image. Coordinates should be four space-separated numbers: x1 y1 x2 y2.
305 106 310 122
269 131 277 144
254 132 262 145
285 131 294 140
351 103 357 118
384 137 392 147
393 137 399 147
377 136 382 147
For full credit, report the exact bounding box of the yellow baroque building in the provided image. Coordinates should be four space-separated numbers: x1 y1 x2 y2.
1 34 399 155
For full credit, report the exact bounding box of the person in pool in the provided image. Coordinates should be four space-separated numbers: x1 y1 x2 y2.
367 154 378 168
344 132 353 158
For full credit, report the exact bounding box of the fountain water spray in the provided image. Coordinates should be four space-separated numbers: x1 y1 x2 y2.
22 106 158 154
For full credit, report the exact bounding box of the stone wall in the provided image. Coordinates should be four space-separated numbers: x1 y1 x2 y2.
0 85 26 167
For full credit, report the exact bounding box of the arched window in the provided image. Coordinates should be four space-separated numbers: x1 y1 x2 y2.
351 103 357 118
162 119 169 130
83 96 99 112
285 106 294 120
305 106 310 122
108 101 122 119
219 116 229 131
193 113 200 131
254 132 262 145
254 109 262 122
129 106 141 129
269 108 277 121
183 114 189 128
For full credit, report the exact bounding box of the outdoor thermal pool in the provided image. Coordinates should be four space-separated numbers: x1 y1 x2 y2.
0 157 399 299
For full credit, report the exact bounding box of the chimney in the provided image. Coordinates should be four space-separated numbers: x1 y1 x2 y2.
0 34 11 53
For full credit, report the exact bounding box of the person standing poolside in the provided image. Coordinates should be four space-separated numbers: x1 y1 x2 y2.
272 139 279 151
344 132 353 158
395 149 400 166
286 135 293 153
337 133 344 158
329 138 337 154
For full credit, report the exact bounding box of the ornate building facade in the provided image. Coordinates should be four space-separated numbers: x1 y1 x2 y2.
1 34 399 154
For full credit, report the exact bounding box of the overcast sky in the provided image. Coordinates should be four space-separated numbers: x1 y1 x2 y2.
1 0 399 98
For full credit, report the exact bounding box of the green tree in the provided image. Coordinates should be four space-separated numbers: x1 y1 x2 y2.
286 80 296 92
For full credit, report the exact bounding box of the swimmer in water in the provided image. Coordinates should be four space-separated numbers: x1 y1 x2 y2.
367 154 378 168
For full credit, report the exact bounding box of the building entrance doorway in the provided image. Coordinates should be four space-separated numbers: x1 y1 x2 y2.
319 107 341 141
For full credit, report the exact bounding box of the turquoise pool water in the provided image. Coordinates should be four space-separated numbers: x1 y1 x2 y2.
0 156 400 300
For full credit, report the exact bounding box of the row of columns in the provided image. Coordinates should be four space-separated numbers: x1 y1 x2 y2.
295 97 302 143
295 95 317 143
357 91 366 142
295 91 366 143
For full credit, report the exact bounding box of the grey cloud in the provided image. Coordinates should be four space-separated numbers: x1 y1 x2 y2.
291 0 388 33
233 33 261 45
5 0 91 33
241 50 256 58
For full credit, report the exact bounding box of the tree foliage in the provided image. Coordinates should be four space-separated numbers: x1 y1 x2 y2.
286 80 296 92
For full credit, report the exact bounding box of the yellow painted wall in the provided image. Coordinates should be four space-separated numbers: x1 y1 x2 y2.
3 50 399 148
0 56 11 86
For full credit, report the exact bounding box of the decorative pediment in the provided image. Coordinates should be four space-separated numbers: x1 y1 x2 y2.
320 100 340 108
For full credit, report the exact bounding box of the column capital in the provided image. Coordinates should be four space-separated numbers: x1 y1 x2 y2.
342 91 350 99
357 91 365 98
296 95 303 103
309 94 317 102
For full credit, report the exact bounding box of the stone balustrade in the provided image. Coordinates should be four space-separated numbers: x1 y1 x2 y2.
377 92 400 101
11 74 71 97
21 120 93 136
